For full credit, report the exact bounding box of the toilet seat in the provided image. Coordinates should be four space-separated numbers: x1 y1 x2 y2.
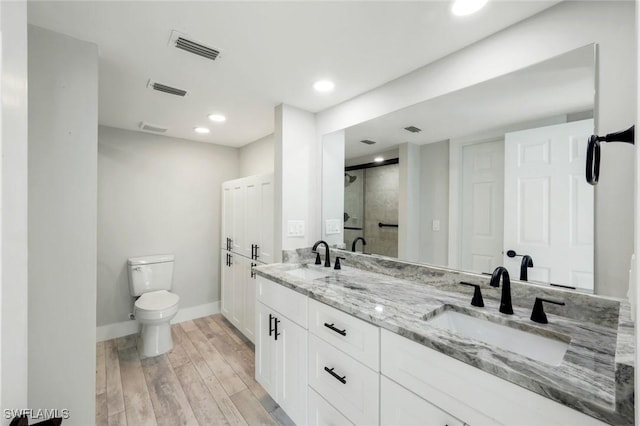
135 290 179 312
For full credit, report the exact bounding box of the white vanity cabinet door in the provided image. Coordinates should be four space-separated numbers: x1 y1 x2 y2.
277 313 308 426
308 388 354 426
256 276 308 328
308 299 380 371
308 334 379 425
381 376 464 426
256 302 278 398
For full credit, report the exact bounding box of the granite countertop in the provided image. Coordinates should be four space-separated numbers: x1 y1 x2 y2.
253 260 634 425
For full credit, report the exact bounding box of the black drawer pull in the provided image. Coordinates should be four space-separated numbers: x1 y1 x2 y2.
324 322 347 336
324 366 346 384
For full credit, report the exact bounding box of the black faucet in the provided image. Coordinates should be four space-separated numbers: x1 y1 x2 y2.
520 255 534 281
490 267 513 315
351 237 367 253
312 240 331 268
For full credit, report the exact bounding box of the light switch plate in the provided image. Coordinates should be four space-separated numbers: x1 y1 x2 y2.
287 220 305 237
432 220 440 231
325 219 341 235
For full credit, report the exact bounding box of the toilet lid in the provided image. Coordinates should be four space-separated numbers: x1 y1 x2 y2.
135 290 179 311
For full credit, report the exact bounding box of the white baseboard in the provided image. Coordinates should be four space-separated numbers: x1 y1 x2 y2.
96 301 221 342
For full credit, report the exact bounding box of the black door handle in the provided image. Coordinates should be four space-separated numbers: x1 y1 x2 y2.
323 322 347 336
254 244 260 260
268 314 274 337
251 263 257 278
324 366 347 384
274 317 281 340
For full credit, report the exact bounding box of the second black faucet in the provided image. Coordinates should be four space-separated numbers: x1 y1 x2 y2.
312 240 331 267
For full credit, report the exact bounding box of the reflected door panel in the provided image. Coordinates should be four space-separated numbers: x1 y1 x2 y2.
504 119 593 289
461 140 504 274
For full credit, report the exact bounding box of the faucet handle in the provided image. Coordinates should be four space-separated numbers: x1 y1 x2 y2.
459 282 484 308
312 250 322 265
334 256 345 270
530 297 565 324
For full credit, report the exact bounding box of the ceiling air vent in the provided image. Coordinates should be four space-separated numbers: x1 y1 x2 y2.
147 80 187 97
404 126 422 133
360 139 376 145
169 30 220 61
139 121 168 133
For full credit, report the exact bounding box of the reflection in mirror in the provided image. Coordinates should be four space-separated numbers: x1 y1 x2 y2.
323 44 596 292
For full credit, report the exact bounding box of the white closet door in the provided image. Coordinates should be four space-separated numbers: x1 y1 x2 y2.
504 119 593 289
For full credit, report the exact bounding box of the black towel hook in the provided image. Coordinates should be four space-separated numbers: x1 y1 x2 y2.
586 125 634 185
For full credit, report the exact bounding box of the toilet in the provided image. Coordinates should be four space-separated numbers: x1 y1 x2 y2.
127 254 180 358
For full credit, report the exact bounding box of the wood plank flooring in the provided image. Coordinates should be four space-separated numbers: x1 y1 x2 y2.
96 314 294 426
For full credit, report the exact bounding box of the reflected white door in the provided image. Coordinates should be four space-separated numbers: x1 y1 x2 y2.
460 140 505 274
504 119 593 290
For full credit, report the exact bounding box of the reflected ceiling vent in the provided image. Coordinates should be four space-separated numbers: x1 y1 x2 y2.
147 80 187 97
360 139 376 145
169 30 221 61
139 121 168 133
404 126 422 133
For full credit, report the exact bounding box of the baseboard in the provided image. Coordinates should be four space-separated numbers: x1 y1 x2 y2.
96 301 221 342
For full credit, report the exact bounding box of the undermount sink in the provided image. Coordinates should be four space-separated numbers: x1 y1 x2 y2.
426 308 570 366
284 267 330 281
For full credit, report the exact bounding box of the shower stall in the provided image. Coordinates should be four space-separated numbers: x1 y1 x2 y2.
343 161 399 257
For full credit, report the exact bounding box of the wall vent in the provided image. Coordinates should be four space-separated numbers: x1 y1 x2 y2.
139 121 168 133
404 126 422 133
169 30 220 61
147 80 187 97
360 139 376 145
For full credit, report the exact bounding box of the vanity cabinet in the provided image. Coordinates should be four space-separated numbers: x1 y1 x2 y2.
381 330 607 426
255 277 308 426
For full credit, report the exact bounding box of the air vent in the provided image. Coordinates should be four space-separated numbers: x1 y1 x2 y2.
147 80 187 97
404 126 422 133
139 121 168 133
169 30 220 61
360 139 376 145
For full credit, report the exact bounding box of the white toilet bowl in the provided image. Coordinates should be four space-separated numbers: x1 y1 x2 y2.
134 290 180 358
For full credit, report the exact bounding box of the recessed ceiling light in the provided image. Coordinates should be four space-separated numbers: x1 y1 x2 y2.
374 157 384 163
194 127 210 134
313 80 335 92
208 114 226 123
451 0 488 16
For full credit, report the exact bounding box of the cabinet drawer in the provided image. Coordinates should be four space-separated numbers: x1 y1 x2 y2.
308 299 380 371
308 334 379 425
256 276 307 328
381 376 464 426
308 388 353 426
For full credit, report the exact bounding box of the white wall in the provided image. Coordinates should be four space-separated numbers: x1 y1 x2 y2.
275 104 320 253
239 133 274 177
28 25 97 426
322 130 345 247
98 126 239 327
317 1 636 297
1 0 28 417
419 141 450 266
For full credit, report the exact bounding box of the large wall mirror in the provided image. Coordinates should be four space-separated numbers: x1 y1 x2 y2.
322 44 597 292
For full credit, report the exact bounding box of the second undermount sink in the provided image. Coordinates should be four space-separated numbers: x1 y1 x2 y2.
284 267 330 281
426 308 570 366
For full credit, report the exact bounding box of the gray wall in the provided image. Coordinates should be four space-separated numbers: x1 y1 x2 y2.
1 1 28 415
98 126 239 326
364 164 399 257
419 141 450 266
28 25 98 426
240 133 274 176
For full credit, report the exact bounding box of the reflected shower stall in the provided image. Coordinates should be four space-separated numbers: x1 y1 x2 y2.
344 161 399 257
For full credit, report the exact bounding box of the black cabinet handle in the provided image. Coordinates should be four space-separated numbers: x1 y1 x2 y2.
251 244 255 259
228 254 233 266
251 263 257 278
268 314 275 337
274 317 280 340
254 244 260 260
324 366 347 384
323 322 347 336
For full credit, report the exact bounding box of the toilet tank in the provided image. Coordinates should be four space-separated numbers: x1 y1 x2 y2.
127 254 174 296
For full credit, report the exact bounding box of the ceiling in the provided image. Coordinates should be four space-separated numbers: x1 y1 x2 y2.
345 44 595 159
27 1 559 148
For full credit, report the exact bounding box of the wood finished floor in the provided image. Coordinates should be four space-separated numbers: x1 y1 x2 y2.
96 314 294 426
